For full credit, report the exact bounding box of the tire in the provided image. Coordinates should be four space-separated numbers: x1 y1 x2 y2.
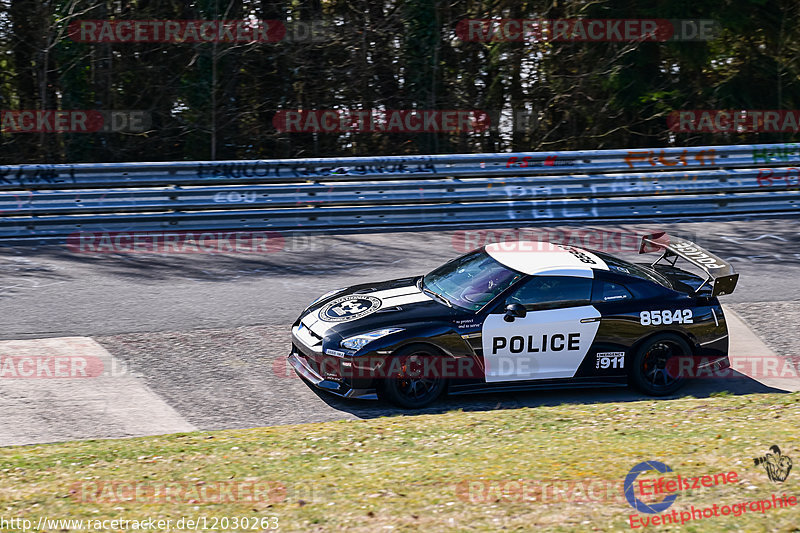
378 344 447 409
630 333 691 396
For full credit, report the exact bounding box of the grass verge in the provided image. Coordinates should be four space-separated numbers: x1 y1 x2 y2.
1 392 799 532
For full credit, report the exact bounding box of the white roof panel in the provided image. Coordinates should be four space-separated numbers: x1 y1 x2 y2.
485 241 609 278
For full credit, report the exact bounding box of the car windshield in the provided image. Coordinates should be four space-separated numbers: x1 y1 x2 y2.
421 250 524 311
593 251 671 287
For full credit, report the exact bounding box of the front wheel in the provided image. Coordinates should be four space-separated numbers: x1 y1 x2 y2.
631 333 691 396
378 344 447 409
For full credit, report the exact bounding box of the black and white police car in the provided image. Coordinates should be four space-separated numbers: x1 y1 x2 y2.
288 232 738 408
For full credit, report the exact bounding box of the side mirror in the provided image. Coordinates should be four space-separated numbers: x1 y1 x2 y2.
504 303 527 322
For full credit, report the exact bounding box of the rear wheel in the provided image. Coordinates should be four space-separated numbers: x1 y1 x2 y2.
378 344 446 409
631 333 691 396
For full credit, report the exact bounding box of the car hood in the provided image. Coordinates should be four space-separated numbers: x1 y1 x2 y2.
298 276 468 339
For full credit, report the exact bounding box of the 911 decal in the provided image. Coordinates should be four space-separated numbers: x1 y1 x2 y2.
596 352 625 369
639 309 693 326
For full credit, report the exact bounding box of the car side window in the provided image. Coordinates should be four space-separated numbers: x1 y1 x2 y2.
505 276 592 310
592 280 634 302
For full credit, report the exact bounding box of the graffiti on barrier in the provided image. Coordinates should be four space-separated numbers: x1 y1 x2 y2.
196 158 437 180
0 165 77 187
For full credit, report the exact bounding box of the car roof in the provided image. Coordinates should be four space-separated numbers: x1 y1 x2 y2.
485 241 610 278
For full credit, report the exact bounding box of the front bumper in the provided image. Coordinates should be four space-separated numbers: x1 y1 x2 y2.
288 349 378 400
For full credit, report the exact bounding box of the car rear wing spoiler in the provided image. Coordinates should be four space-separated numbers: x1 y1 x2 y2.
639 232 738 297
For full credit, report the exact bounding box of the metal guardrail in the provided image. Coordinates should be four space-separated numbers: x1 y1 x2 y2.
1 143 798 242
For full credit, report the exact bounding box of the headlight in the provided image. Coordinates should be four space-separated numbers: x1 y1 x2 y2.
340 328 404 351
308 288 345 308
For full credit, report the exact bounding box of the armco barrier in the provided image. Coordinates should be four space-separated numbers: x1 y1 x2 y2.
0 143 798 242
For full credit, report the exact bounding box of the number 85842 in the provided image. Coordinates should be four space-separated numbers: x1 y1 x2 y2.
639 309 693 326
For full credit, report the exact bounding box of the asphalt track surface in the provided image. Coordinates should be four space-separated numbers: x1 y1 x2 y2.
1 218 800 445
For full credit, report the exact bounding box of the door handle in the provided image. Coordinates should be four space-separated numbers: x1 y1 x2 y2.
580 317 601 323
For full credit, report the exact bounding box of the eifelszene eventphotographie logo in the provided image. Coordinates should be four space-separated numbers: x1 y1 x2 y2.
624 457 797 529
